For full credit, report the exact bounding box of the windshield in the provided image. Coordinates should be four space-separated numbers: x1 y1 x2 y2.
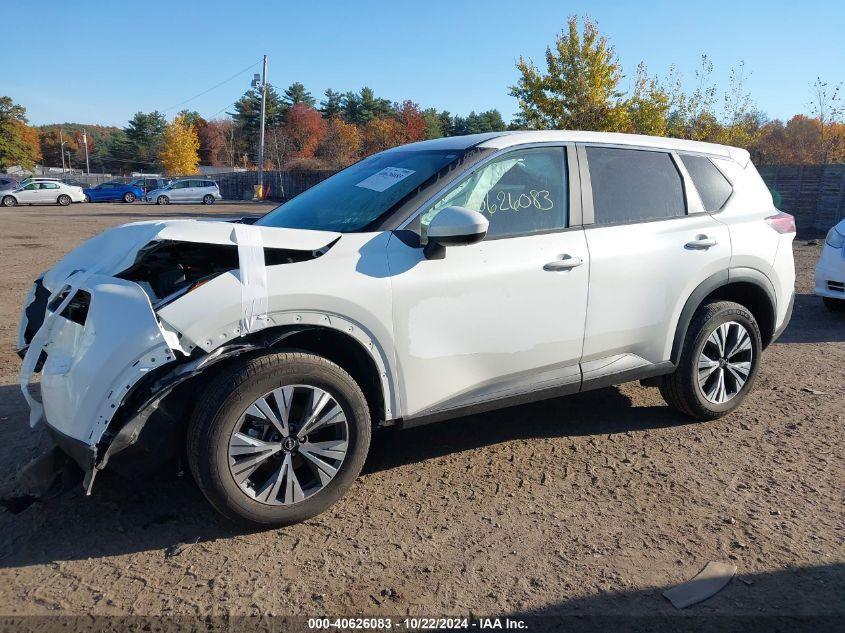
256 149 469 232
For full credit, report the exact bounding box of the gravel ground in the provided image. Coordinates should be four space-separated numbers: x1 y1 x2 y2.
0 202 842 623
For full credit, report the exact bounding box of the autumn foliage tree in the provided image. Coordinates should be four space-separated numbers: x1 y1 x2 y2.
160 114 200 175
317 116 361 168
0 96 40 169
283 104 327 163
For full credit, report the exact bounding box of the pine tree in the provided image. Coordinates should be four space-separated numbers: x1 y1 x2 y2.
282 82 316 108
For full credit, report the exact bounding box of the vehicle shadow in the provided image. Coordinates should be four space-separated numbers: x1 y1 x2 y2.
0 383 686 569
500 564 844 629
776 293 845 344
364 387 688 475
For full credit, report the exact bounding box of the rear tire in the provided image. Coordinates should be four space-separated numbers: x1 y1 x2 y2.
188 351 371 527
823 296 845 312
2 195 16 207
123 192 136 203
57 194 71 206
202 194 215 205
659 301 762 420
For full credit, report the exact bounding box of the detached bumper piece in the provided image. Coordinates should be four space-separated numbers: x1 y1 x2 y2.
21 276 174 490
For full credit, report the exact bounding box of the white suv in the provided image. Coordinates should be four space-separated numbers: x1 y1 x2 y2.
17 131 795 526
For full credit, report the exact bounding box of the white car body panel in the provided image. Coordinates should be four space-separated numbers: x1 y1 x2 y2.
386 229 589 417
15 130 797 488
814 218 845 300
582 214 732 364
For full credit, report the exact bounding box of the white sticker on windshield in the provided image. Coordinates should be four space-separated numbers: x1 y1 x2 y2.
355 167 415 192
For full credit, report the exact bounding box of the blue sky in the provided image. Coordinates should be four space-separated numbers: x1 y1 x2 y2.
2 0 842 127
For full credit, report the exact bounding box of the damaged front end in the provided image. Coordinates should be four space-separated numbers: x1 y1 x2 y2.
17 219 340 492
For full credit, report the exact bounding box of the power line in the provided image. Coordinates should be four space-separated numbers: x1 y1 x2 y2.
162 59 261 113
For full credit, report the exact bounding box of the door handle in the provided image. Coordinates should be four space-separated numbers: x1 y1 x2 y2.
543 255 583 271
685 235 718 250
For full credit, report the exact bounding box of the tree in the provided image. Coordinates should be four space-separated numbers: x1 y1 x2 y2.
623 63 670 136
282 82 316 108
283 104 326 161
198 119 233 166
807 77 843 164
320 89 344 118
361 117 406 155
122 111 167 170
396 100 427 142
509 16 626 130
342 87 392 125
0 96 40 169
453 110 507 135
231 84 285 164
422 108 443 139
666 56 720 141
160 114 200 175
316 116 361 168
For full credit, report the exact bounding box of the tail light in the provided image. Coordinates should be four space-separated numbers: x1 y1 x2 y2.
765 211 796 234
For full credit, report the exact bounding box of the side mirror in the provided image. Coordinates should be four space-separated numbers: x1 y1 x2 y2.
424 206 489 259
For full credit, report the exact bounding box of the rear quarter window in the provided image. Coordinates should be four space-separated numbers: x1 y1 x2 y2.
680 154 733 212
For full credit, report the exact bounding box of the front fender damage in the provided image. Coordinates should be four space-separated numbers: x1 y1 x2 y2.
18 219 341 494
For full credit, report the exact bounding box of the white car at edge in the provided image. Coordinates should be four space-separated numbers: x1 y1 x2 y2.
2 179 86 207
815 219 845 310
17 130 796 526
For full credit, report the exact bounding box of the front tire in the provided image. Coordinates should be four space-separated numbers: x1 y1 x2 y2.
156 195 169 205
123 192 136 203
659 301 762 420
188 351 371 527
57 194 71 206
823 296 845 312
2 195 16 207
202 194 215 205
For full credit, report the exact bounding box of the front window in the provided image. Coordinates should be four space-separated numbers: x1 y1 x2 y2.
420 147 568 240
257 149 471 232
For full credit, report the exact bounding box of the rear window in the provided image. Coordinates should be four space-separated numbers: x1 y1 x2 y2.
680 154 733 212
586 147 686 225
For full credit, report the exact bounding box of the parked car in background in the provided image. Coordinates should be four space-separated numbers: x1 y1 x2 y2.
2 180 85 206
145 178 221 204
0 176 19 192
83 181 144 203
129 177 170 194
815 219 845 311
17 131 795 527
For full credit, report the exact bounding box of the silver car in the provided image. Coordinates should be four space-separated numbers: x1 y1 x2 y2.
145 178 222 205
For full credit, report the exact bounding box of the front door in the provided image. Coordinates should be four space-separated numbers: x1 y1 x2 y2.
387 145 590 419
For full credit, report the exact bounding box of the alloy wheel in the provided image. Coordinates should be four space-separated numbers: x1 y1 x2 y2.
227 384 349 506
697 321 753 404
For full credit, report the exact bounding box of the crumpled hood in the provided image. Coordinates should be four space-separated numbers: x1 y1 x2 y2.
42 219 341 291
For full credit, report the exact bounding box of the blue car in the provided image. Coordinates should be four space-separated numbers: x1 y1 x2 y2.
83 181 145 203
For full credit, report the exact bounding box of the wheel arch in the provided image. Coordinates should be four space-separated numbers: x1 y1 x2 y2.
671 268 777 364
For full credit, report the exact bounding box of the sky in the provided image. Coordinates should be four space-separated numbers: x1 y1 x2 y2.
2 0 843 128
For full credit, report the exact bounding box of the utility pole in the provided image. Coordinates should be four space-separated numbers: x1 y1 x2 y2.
82 129 91 175
59 129 66 175
254 55 268 199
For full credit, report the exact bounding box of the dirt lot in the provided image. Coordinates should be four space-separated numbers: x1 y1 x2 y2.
0 202 842 624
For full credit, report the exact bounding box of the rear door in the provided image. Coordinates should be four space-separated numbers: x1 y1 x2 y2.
37 182 60 203
578 144 731 371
